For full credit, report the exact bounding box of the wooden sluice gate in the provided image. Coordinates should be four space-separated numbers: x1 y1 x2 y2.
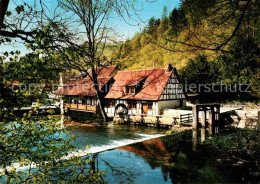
190 104 221 151
192 104 220 130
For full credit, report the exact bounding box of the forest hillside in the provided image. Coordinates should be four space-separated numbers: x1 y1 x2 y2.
109 0 259 102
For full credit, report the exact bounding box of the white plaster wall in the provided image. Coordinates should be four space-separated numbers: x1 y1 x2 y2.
163 109 192 117
106 100 141 116
106 100 163 116
158 100 180 115
147 110 153 115
137 101 142 114
105 107 115 113
129 109 137 115
155 102 159 115
116 100 127 105
153 102 157 115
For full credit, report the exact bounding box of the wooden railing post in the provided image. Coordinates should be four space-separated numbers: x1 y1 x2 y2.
209 106 214 126
192 105 198 129
201 110 206 127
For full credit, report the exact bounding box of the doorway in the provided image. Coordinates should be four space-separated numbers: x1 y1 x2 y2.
142 104 148 114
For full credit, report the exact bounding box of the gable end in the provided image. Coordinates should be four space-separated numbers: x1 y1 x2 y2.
159 70 186 100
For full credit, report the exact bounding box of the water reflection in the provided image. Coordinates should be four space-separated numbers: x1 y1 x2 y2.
55 117 252 183
93 131 189 183
88 129 252 184
201 127 206 143
192 129 197 151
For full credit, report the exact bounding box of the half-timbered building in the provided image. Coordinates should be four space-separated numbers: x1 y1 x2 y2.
55 66 117 113
104 64 186 117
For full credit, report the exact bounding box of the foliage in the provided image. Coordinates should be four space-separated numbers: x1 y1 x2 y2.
0 109 104 183
216 35 260 92
206 126 260 173
178 35 259 102
180 55 218 84
113 0 259 102
0 1 105 182
0 50 104 182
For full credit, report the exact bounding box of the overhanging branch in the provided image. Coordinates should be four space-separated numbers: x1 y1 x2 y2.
0 30 35 43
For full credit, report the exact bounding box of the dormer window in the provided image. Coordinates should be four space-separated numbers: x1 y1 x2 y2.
126 86 135 94
131 87 135 94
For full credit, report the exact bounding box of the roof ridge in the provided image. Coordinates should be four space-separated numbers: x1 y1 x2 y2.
118 68 165 72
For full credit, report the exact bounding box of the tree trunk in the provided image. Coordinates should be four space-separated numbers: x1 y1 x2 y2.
92 69 109 122
0 65 4 121
0 100 4 121
96 89 108 122
90 153 98 172
0 0 10 30
59 73 64 115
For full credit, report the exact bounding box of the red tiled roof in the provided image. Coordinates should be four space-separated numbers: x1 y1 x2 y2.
105 68 173 101
55 77 111 96
55 66 116 96
75 65 117 79
95 65 117 77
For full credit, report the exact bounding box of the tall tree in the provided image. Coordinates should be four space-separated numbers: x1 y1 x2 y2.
0 1 103 182
151 0 259 53
162 5 168 18
52 0 143 121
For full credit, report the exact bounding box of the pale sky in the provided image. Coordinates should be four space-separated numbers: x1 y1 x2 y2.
0 0 181 56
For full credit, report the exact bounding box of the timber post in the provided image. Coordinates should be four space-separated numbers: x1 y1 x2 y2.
192 104 220 135
201 110 206 127
192 105 198 129
208 106 214 126
201 127 206 142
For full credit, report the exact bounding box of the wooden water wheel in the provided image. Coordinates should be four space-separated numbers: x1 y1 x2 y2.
114 104 128 120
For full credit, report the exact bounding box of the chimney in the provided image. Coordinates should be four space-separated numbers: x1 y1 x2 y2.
165 64 173 73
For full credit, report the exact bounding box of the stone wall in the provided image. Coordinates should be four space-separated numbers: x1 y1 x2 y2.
232 109 259 128
114 114 181 127
221 104 260 110
163 109 192 117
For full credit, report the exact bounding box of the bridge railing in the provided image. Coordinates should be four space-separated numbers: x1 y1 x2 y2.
180 113 193 126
